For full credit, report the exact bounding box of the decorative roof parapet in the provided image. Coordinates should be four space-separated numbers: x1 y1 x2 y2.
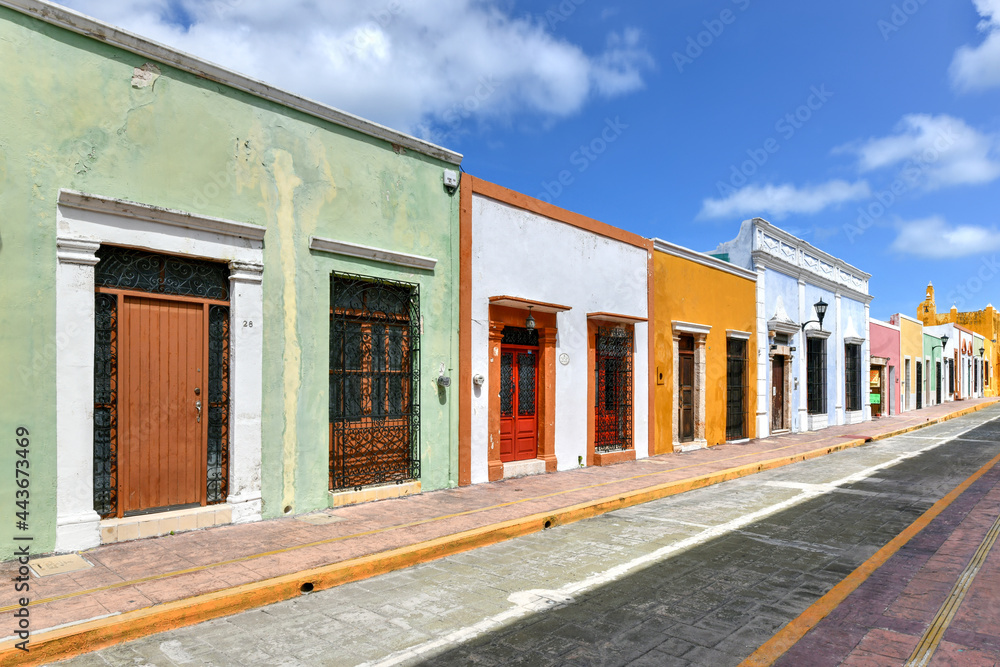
750 218 871 299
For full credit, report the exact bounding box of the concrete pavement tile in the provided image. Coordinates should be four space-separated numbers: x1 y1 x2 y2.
931 640 1000 666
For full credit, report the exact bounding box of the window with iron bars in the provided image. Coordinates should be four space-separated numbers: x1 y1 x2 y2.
726 338 747 440
845 343 862 412
807 337 827 414
594 326 633 453
329 273 420 491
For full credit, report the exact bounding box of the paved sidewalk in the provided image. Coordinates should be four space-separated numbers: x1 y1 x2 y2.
2 398 996 665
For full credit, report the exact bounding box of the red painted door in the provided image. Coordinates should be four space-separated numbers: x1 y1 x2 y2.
499 346 538 463
120 295 206 514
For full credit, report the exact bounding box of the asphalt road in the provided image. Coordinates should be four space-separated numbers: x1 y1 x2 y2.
54 406 1000 667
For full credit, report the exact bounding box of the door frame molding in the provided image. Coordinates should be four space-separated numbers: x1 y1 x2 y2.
55 190 265 552
671 321 710 451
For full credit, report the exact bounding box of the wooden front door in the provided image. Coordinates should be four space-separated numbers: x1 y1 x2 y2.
499 346 538 462
679 335 695 442
120 295 206 514
771 355 785 432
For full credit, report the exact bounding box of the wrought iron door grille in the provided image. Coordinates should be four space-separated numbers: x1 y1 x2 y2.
93 247 231 518
726 338 747 440
207 305 230 504
807 337 827 415
330 273 420 491
845 344 862 412
94 292 119 518
594 327 633 453
949 359 955 395
95 245 230 300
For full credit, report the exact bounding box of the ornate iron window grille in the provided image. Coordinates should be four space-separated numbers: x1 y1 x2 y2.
330 273 420 491
845 344 862 412
807 337 827 415
594 326 633 453
726 338 747 440
92 245 231 518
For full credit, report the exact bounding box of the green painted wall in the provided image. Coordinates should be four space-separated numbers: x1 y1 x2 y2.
923 333 942 397
0 8 460 558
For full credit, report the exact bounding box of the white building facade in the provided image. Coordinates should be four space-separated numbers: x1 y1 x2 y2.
714 218 873 438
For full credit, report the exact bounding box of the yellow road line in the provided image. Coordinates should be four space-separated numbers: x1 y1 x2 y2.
740 446 1000 666
904 510 1000 666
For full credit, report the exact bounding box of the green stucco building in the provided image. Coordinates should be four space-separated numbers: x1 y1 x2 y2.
0 0 462 558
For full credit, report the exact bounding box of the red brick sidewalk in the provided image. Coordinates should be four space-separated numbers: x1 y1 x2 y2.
2 398 997 665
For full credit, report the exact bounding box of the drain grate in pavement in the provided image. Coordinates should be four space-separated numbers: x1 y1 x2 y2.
29 554 93 577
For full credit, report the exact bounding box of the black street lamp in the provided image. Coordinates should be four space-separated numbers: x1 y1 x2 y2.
931 334 949 355
800 299 828 332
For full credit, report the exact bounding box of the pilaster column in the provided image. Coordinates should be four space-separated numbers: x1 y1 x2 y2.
694 332 708 443
227 260 264 523
755 266 769 438
487 322 505 482
797 279 807 431
537 327 558 472
56 237 102 552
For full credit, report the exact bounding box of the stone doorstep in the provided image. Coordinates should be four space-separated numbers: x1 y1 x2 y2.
328 481 422 508
99 505 233 544
502 459 547 479
678 440 709 453
593 449 637 466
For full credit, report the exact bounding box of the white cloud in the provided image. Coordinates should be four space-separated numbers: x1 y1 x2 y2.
58 0 653 138
698 180 872 220
891 216 1000 258
951 0 1000 91
836 114 1000 190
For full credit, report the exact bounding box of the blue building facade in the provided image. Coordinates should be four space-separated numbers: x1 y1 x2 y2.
715 219 873 437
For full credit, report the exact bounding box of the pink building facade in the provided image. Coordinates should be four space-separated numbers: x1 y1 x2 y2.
870 319 901 417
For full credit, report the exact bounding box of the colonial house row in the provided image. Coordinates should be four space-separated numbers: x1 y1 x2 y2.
11 0 992 561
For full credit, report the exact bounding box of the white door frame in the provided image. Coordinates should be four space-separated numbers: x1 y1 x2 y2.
55 190 265 552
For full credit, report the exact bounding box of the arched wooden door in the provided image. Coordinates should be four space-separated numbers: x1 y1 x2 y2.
499 346 538 463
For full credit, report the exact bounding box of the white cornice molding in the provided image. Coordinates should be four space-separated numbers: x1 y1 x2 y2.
805 329 833 340
309 236 437 271
751 218 870 279
652 238 757 281
752 251 874 304
845 336 865 345
229 260 264 283
55 237 100 265
672 321 712 336
768 319 800 336
726 329 752 340
1 0 462 165
58 190 266 244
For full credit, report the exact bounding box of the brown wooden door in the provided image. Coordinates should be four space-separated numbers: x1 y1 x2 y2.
679 336 695 442
120 295 205 514
499 347 538 463
771 355 785 432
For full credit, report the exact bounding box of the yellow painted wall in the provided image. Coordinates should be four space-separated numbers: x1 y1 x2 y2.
653 250 757 454
898 317 923 407
918 285 999 397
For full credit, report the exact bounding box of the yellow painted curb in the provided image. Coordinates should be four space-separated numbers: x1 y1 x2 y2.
3 400 996 666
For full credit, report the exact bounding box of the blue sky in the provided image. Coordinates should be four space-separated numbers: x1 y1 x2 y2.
59 0 1000 322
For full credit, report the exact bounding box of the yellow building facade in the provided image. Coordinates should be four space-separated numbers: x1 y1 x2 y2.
653 241 757 454
917 283 998 397
890 313 924 411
